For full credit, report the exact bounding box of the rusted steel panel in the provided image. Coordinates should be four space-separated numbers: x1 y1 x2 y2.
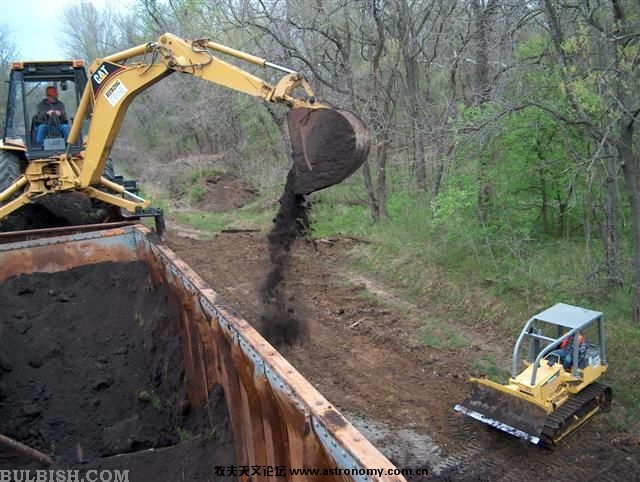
211 316 250 471
0 221 137 244
0 227 137 283
134 225 405 481
0 225 406 481
254 371 290 477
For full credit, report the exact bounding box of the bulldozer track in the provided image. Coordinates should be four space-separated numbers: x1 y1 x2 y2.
445 413 634 482
541 382 612 446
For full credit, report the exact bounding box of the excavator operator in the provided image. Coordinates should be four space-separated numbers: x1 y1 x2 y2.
35 86 70 144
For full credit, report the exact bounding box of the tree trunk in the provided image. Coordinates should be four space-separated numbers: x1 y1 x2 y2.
404 53 425 190
619 123 640 321
538 166 550 235
362 159 380 221
470 0 495 107
375 139 390 220
432 142 453 199
611 1 640 320
471 0 497 223
601 152 622 286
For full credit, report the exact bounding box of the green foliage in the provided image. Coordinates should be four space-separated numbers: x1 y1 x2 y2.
310 200 371 238
419 323 470 350
452 99 593 246
430 176 478 237
514 34 550 60
188 185 206 204
206 425 219 442
177 427 192 441
137 390 162 409
469 356 510 383
172 211 228 232
594 290 640 425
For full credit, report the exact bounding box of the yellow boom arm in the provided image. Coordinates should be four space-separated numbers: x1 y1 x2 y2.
0 33 368 223
71 33 323 187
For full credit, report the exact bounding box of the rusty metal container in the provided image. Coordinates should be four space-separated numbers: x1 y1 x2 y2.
0 224 405 481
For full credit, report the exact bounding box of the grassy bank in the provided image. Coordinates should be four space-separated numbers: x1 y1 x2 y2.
309 185 640 430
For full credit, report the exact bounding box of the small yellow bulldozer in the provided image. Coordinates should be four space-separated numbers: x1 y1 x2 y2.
455 303 612 446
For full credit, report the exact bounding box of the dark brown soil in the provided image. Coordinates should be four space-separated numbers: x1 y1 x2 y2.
287 108 369 194
0 194 113 232
195 173 258 212
168 231 640 481
258 169 310 346
0 261 234 480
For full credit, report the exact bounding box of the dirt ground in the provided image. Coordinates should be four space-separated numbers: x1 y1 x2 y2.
2 174 639 481
0 261 234 481
193 173 259 212
168 229 640 481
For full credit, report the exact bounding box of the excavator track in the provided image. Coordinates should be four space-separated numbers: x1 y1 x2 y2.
541 382 612 446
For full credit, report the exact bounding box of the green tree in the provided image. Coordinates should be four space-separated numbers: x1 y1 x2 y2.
541 0 638 315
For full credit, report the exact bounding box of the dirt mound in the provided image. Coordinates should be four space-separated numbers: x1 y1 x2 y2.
194 173 258 212
0 261 234 480
0 203 71 232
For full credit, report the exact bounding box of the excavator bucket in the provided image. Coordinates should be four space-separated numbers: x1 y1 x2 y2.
454 380 548 445
287 107 370 194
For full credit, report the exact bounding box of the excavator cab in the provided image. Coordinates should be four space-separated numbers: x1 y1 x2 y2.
0 61 137 232
2 60 88 157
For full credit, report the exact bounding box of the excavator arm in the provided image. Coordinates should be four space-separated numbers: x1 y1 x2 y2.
0 33 368 225
72 33 334 187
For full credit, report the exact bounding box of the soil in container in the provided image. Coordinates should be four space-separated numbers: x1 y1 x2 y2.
0 261 234 481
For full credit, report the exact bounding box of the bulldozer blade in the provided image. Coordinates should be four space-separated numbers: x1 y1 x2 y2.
287 107 370 195
454 382 548 444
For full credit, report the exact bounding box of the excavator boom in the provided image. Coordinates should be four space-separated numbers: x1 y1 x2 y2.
0 33 369 226
75 33 368 192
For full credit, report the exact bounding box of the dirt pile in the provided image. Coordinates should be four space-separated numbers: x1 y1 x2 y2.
0 203 70 232
0 261 234 480
0 194 110 232
194 173 258 212
259 170 310 346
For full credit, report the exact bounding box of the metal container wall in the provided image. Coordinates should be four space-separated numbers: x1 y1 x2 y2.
0 225 405 481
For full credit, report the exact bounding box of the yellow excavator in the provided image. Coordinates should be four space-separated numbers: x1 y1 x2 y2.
0 33 369 234
455 303 612 446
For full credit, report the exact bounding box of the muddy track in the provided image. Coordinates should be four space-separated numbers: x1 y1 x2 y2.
168 231 640 481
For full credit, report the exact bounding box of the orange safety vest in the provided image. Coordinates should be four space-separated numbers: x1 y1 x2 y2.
561 333 584 349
